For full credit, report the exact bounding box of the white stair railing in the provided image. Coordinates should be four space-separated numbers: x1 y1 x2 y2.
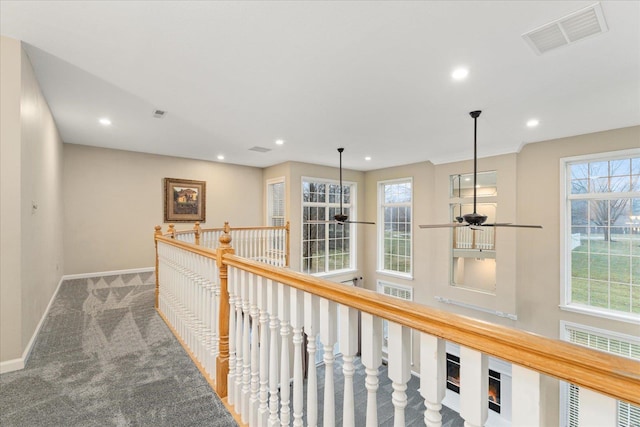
155 225 639 427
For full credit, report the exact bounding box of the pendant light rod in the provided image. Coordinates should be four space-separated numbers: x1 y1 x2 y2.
469 110 481 214
338 147 344 214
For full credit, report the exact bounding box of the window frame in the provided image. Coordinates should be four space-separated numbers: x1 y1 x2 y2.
559 321 640 427
559 148 640 324
266 176 286 227
301 176 358 276
377 177 413 279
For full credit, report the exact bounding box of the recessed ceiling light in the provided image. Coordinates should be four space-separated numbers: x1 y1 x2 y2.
464 177 471 181
99 118 111 126
365 156 372 161
217 155 225 160
275 139 284 145
451 67 469 80
527 119 540 128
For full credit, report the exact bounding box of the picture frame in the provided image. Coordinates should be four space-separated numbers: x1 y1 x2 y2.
164 178 206 222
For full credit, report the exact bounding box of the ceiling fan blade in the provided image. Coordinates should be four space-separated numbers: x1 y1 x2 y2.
344 220 376 225
419 223 468 229
484 223 543 229
305 220 332 224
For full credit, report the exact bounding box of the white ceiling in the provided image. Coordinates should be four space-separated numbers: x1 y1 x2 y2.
2 1 639 171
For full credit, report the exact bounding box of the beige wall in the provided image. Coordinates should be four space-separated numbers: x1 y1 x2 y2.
1 37 24 362
0 37 65 364
516 126 640 338
63 144 264 274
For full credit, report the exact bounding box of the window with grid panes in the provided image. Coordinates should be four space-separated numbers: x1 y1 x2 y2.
302 178 355 274
562 151 640 319
378 178 412 276
267 178 285 226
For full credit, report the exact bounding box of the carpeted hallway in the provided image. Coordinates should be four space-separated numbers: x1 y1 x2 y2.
0 272 237 427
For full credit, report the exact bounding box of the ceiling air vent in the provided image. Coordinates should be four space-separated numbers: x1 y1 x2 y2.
152 109 166 118
522 2 608 55
249 146 271 153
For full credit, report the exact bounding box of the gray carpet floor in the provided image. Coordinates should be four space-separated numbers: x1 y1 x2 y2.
0 272 237 427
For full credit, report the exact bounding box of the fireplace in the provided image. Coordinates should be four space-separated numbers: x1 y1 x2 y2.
446 353 501 414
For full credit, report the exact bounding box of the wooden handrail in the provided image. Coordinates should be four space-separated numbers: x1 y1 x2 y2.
155 227 639 406
220 253 640 406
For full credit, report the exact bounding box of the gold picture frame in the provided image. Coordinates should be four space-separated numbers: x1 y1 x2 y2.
164 178 206 222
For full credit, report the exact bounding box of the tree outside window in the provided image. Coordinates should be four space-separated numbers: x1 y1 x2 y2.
566 155 640 315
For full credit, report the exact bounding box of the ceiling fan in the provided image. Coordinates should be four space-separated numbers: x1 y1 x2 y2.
419 110 542 230
307 148 375 226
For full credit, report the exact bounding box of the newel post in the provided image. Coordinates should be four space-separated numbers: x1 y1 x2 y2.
194 221 201 245
154 225 162 309
216 221 235 398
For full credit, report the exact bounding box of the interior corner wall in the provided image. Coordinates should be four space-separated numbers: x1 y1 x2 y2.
1 36 24 362
62 145 264 275
20 42 65 352
0 36 65 365
264 161 366 279
515 126 640 339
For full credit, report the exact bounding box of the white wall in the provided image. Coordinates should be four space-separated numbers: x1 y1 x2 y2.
63 144 264 274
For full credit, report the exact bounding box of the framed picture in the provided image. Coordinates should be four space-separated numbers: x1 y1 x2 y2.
164 178 206 222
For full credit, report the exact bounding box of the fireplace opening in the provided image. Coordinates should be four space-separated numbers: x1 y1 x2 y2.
446 353 501 414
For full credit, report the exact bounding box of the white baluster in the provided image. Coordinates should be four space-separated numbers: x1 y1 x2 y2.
267 279 280 427
339 304 358 427
290 288 304 426
249 272 260 426
388 322 411 427
227 267 237 406
304 293 320 427
578 387 617 427
257 276 270 426
361 313 382 427
459 346 488 427
242 271 251 422
320 298 337 427
278 283 291 427
420 334 446 427
512 365 541 427
234 270 244 412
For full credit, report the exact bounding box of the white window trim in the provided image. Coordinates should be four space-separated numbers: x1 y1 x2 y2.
559 321 640 427
377 177 414 279
301 176 358 275
266 176 285 226
559 148 640 324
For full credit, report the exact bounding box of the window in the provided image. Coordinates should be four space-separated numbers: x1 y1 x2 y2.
562 150 640 319
267 178 285 226
561 322 640 427
450 171 497 291
302 178 355 274
378 179 412 276
377 280 413 364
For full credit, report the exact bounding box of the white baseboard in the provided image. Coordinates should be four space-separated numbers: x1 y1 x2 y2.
1 267 154 374
0 357 25 374
62 266 154 280
0 274 65 374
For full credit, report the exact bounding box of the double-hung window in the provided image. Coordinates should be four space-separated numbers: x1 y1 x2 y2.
302 178 355 274
561 150 640 320
378 178 413 277
267 177 285 226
